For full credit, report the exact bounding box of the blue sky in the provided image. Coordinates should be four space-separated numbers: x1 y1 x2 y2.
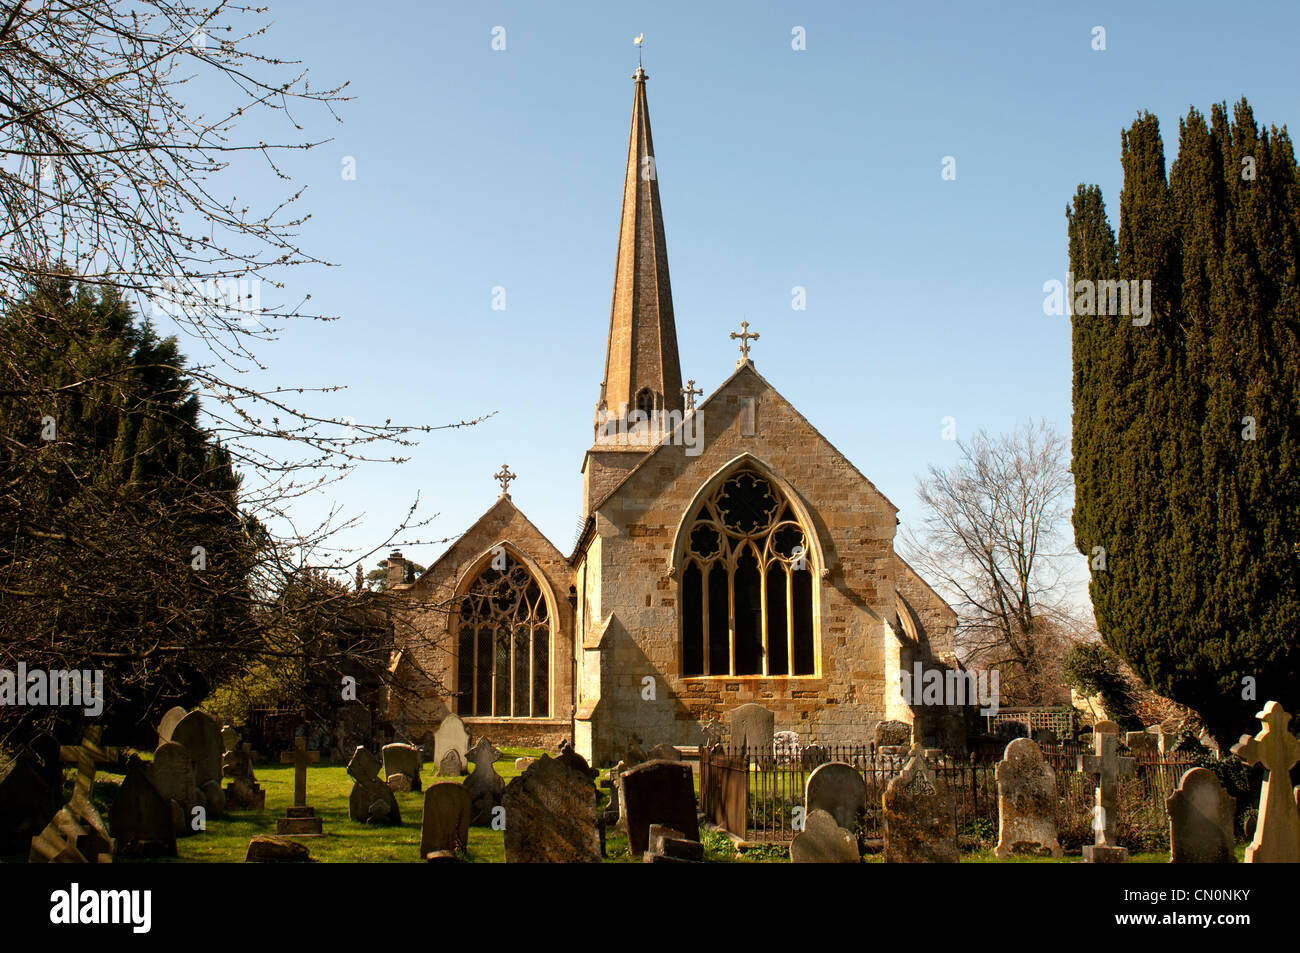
172 1 1300 578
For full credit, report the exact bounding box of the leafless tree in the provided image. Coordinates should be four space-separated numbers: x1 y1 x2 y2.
902 420 1087 706
0 2 482 749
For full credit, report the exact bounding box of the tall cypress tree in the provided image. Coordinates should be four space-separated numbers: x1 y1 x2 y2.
1069 100 1300 745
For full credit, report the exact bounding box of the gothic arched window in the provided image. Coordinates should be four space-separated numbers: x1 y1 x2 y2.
455 554 550 717
680 470 816 676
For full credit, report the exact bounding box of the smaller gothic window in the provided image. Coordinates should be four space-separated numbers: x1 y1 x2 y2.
635 387 656 417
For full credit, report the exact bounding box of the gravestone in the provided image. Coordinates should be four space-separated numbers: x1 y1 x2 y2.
1231 700 1300 863
501 756 600 863
790 808 859 863
645 743 681 762
109 757 176 858
157 706 187 745
1092 720 1121 736
463 738 505 826
246 835 311 863
29 728 118 863
388 773 412 793
347 746 401 825
419 782 472 859
643 823 704 863
994 738 1062 858
514 757 535 772
1078 729 1136 862
805 762 866 835
619 760 699 856
383 743 423 793
222 730 265 810
874 720 912 747
275 737 323 835
882 746 957 863
0 753 60 852
438 750 464 777
801 744 827 769
726 703 774 753
557 740 597 779
700 717 722 748
171 710 223 788
148 741 200 836
1167 767 1236 863
433 715 468 773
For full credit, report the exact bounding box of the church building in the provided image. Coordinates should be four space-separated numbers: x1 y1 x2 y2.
382 67 959 766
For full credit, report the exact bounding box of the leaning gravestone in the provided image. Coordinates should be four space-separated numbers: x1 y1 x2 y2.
620 760 700 856
146 741 200 836
1231 700 1300 863
882 745 957 863
462 738 505 826
805 762 866 835
109 757 176 858
29 728 118 863
994 738 1062 858
502 756 600 863
347 747 401 825
419 782 472 860
726 703 774 754
0 753 60 852
643 823 704 863
790 808 859 863
157 706 187 746
1167 767 1236 863
171 710 225 816
433 715 469 774
383 743 423 793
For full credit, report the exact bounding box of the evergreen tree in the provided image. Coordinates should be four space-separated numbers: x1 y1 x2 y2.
0 277 255 744
1069 100 1300 746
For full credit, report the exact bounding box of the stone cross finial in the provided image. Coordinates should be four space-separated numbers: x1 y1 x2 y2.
280 736 320 808
493 463 516 497
1078 730 1136 861
730 320 759 363
59 726 119 806
1232 700 1300 862
682 380 703 411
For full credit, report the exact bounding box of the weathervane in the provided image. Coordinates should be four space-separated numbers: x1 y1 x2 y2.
493 463 516 497
730 320 759 364
634 32 644 68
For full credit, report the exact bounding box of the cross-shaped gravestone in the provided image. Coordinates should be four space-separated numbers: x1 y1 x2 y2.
1077 728 1135 862
729 320 759 363
1231 700 1300 863
681 380 703 411
493 463 516 497
60 727 120 806
280 737 319 808
275 737 323 835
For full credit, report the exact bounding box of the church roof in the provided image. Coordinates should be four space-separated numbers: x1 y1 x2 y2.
599 66 684 417
406 493 565 589
585 358 901 520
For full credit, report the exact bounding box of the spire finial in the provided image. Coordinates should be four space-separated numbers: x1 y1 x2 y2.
730 320 759 365
493 463 516 497
682 379 703 411
633 32 644 71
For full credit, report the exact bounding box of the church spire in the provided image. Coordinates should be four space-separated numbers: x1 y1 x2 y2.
598 65 683 432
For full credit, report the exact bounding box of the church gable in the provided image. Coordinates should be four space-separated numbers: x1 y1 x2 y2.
386 495 574 750
578 360 914 752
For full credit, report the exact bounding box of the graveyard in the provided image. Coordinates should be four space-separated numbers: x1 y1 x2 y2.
0 702 1282 865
